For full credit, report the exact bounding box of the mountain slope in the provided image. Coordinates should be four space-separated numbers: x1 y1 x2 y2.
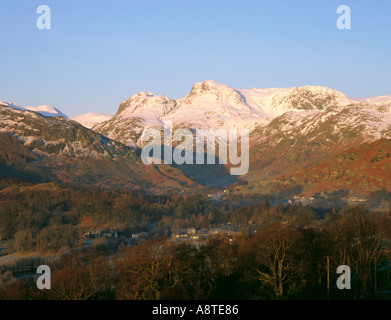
0 104 199 193
285 138 391 195
246 101 391 182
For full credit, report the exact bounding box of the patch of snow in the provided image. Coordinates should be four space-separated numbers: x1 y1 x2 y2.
72 113 113 129
25 105 68 118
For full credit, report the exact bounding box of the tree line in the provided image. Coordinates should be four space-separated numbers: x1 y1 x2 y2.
1 205 391 300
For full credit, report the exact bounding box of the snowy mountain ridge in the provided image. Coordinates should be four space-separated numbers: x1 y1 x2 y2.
93 80 386 147
0 100 68 118
71 113 113 129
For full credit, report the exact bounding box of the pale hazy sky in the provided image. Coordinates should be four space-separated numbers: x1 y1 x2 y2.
1 0 390 117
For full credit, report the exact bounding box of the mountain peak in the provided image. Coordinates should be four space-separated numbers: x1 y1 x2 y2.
255 85 353 116
189 80 232 95
115 91 177 118
72 113 113 129
138 91 156 97
25 105 69 118
185 80 245 106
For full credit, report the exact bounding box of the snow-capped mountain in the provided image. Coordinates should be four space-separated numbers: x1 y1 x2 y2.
0 99 68 118
72 113 113 129
92 92 177 147
3 81 391 193
240 85 353 117
90 80 391 190
164 80 268 130
93 80 360 148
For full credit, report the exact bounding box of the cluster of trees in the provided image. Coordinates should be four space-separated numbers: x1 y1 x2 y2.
0 133 38 166
0 183 324 254
367 188 391 207
14 225 79 253
0 183 225 252
1 206 391 300
230 202 318 226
